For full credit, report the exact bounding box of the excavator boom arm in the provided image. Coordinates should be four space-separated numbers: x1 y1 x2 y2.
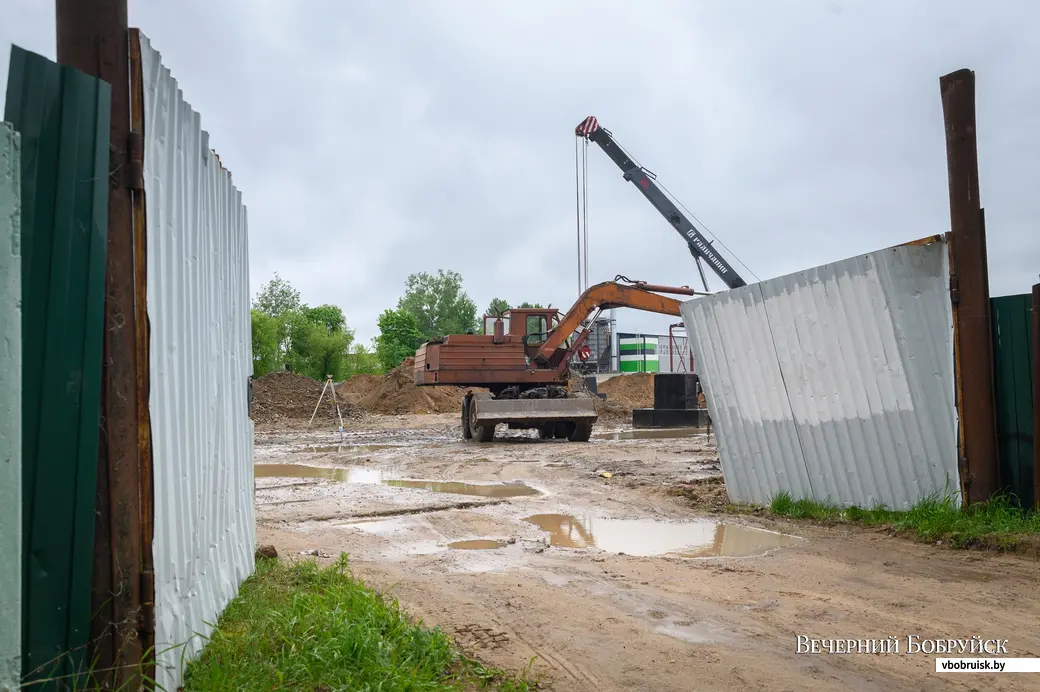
534 281 694 364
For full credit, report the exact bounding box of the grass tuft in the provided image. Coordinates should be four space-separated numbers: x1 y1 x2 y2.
183 554 536 691
769 490 1040 550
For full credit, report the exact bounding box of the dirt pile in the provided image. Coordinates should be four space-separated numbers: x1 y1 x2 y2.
357 358 475 415
598 372 654 410
252 371 362 425
336 373 382 404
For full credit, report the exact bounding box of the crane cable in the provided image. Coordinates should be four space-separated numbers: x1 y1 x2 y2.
574 136 582 297
574 135 592 295
583 137 590 294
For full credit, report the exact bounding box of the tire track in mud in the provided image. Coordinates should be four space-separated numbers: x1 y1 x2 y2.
421 596 605 690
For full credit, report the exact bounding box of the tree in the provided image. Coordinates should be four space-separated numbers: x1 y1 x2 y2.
397 269 478 340
345 342 382 377
282 307 356 380
254 272 302 317
288 318 353 380
376 308 424 372
251 309 283 377
304 304 346 334
518 302 544 309
486 297 510 317
250 274 358 380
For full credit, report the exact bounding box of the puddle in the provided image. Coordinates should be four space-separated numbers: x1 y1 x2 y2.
447 539 509 550
255 464 541 498
294 444 396 453
522 513 800 557
593 427 706 441
255 464 392 483
383 480 541 498
654 622 717 645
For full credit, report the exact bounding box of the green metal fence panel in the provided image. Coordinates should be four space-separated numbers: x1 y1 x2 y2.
1 121 23 692
4 45 110 688
991 293 1035 507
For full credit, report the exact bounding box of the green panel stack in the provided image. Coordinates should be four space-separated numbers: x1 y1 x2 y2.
4 45 111 688
619 333 659 373
991 293 1035 508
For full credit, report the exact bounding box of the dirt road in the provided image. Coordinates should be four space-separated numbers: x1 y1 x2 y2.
255 414 1040 691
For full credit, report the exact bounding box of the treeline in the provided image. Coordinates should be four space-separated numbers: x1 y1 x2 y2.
250 274 381 380
251 269 546 379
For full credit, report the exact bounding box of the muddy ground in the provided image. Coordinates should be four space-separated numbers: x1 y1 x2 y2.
255 414 1040 692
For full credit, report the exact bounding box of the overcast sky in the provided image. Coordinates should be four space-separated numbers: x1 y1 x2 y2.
3 1 1038 344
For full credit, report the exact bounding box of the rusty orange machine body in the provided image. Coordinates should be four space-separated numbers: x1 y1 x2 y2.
413 278 698 442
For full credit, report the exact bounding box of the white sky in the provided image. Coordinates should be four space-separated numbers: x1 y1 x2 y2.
3 1 1037 344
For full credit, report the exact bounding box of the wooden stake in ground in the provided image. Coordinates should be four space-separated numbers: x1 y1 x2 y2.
309 375 345 429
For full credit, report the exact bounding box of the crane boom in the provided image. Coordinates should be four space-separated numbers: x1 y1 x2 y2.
576 116 747 290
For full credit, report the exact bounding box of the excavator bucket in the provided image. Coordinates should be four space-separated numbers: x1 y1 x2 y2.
470 396 598 427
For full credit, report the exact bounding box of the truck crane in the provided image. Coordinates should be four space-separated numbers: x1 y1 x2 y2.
575 116 747 290
414 277 700 442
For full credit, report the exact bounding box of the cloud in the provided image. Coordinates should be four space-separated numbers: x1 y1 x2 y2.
2 0 1037 345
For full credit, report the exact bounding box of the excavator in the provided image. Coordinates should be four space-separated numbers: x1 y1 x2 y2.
415 116 747 443
414 277 699 442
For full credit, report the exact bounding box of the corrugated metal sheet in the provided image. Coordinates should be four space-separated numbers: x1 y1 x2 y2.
1 121 23 691
5 46 110 687
681 239 959 510
138 33 255 691
991 294 1035 507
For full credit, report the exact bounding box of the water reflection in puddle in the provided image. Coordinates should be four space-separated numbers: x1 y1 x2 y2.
522 513 800 557
593 427 707 441
255 464 390 483
254 464 541 498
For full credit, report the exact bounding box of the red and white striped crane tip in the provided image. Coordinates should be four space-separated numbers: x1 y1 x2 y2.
575 116 599 137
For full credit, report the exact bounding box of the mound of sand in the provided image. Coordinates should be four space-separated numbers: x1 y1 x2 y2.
357 358 476 415
598 372 654 410
252 371 363 425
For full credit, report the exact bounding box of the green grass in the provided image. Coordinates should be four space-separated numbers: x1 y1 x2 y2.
183 554 536 691
769 490 1040 549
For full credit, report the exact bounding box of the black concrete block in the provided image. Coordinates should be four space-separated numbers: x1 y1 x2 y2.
653 373 700 410
633 407 709 429
632 408 656 429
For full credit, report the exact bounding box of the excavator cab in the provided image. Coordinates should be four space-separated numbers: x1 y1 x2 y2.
523 313 549 346
504 308 559 352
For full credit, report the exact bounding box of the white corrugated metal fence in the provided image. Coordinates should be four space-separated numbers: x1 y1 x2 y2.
681 239 959 510
140 33 255 691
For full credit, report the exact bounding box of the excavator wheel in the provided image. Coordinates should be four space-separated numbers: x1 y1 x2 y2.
568 420 594 443
468 394 496 443
537 425 555 440
553 424 569 439
461 394 473 440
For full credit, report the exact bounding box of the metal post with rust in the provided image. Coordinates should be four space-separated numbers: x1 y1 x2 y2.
940 68 1000 504
55 0 145 687
1033 282 1040 509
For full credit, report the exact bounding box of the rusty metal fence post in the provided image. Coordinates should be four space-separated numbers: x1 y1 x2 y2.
55 0 152 687
940 68 1000 504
